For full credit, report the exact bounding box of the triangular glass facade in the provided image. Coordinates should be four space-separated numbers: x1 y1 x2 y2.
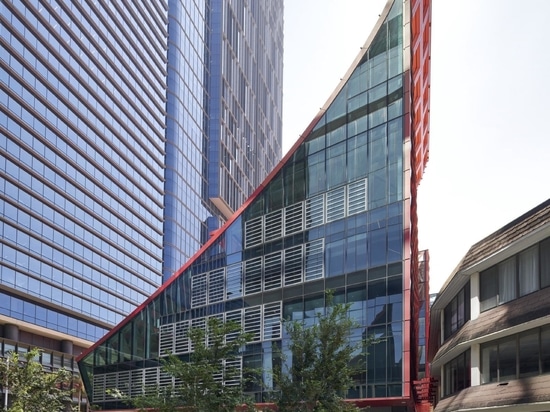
77 0 431 409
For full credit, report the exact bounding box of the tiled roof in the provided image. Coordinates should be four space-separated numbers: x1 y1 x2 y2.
434 374 550 412
456 199 550 274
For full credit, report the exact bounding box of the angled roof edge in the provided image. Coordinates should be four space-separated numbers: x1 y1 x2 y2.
77 0 398 362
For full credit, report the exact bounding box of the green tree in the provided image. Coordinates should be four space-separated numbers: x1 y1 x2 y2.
274 293 369 412
111 317 255 411
0 348 74 412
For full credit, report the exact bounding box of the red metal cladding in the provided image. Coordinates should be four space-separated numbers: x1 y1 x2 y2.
410 0 431 183
409 1 432 411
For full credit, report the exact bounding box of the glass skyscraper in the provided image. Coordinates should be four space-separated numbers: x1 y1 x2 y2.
0 0 283 402
1 0 166 352
77 0 432 410
163 0 283 281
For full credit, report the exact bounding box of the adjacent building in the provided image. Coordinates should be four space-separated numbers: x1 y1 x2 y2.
1 0 282 406
1 0 167 390
77 0 433 410
163 0 283 281
429 199 550 411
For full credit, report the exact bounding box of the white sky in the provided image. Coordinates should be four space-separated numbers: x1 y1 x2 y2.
283 0 550 293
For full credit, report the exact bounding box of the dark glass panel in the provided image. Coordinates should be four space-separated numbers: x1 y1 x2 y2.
368 124 386 173
481 343 498 383
542 325 550 373
519 329 540 377
498 337 517 381
388 13 403 48
345 233 368 274
347 132 368 181
326 84 347 123
325 239 345 278
327 142 346 188
305 132 325 154
305 150 326 195
119 322 133 362
266 172 284 212
369 22 387 58
283 159 306 205
540 238 550 288
387 223 402 263
225 216 243 255
480 266 498 311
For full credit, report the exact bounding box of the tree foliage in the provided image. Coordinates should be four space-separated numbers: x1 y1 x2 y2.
274 293 367 412
111 317 255 411
0 348 74 412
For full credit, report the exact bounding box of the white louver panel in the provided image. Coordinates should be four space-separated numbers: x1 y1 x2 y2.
244 257 262 295
284 245 303 285
245 216 263 248
225 309 243 342
244 306 262 342
130 369 144 397
174 320 190 354
264 209 283 241
159 323 174 354
144 368 159 389
305 194 324 228
284 202 303 235
104 373 117 398
117 371 130 394
93 374 106 402
263 302 282 340
348 178 367 215
159 370 173 388
326 186 346 222
191 273 207 307
305 239 324 281
224 358 243 386
226 262 243 299
190 318 206 351
264 251 282 290
208 268 225 303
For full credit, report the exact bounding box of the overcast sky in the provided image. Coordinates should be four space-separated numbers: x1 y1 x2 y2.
283 0 550 293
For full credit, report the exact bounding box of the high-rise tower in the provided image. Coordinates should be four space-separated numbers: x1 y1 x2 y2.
0 0 283 401
163 0 283 281
1 0 167 361
77 0 432 410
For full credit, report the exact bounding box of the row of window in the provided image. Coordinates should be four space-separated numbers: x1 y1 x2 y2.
481 326 550 384
443 281 470 339
480 237 550 311
443 325 550 396
159 302 282 356
245 179 367 248
0 291 108 342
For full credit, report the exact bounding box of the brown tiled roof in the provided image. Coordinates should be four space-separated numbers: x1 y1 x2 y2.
429 199 550 361
434 374 550 412
432 287 550 364
456 199 550 274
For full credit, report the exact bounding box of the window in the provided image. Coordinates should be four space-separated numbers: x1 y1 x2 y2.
541 238 550 288
443 282 470 339
481 326 550 383
443 350 470 396
480 237 550 311
519 246 539 296
519 330 540 378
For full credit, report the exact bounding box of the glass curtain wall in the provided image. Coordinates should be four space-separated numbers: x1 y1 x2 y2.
78 0 410 408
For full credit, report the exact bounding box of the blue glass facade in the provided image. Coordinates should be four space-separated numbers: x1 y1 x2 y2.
163 0 284 281
78 1 431 410
1 0 166 351
1 0 283 372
